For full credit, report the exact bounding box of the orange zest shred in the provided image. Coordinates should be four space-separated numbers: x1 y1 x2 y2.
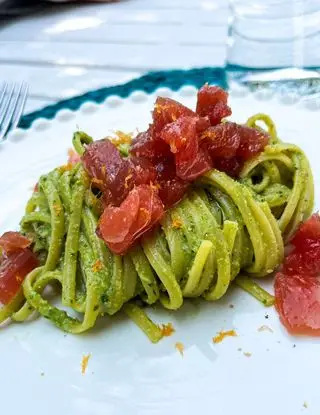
53 203 62 216
91 177 104 187
175 342 184 356
154 103 161 114
15 273 23 283
139 207 150 219
212 329 237 344
125 174 133 189
58 163 73 173
201 130 216 140
110 131 133 146
172 218 183 229
151 182 161 191
92 260 103 273
170 142 178 153
81 354 91 375
160 322 175 337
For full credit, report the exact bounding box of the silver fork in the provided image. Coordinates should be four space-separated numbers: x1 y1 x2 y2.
0 82 29 141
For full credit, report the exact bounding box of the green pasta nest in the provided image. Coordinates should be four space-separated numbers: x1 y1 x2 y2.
1 114 313 341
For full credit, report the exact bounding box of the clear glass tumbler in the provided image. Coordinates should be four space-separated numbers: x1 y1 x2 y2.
228 0 320 68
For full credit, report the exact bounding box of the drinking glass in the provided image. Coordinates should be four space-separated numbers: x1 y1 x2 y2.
228 0 320 68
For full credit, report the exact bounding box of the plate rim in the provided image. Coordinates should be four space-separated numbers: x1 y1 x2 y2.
18 68 227 131
5 80 320 149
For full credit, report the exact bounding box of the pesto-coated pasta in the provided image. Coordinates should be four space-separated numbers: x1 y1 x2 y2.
0 114 313 342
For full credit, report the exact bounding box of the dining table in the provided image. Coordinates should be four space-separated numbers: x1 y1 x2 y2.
0 0 229 114
2 3 320 415
1 0 319 116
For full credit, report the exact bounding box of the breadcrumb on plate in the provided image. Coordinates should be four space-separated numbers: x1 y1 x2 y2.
258 325 273 333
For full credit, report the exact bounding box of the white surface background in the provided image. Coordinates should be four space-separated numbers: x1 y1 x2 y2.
1 0 320 114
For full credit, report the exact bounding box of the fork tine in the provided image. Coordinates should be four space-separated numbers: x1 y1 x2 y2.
0 83 23 142
0 83 14 126
0 82 8 108
10 82 28 131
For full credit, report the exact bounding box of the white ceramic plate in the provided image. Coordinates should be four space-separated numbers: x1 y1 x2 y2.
1 86 319 415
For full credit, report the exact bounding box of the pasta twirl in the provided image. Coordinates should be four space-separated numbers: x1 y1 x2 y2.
0 114 313 342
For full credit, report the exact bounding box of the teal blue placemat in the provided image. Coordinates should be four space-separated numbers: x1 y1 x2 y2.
20 68 226 130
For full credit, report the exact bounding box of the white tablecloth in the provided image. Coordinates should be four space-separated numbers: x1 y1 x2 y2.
1 0 319 114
